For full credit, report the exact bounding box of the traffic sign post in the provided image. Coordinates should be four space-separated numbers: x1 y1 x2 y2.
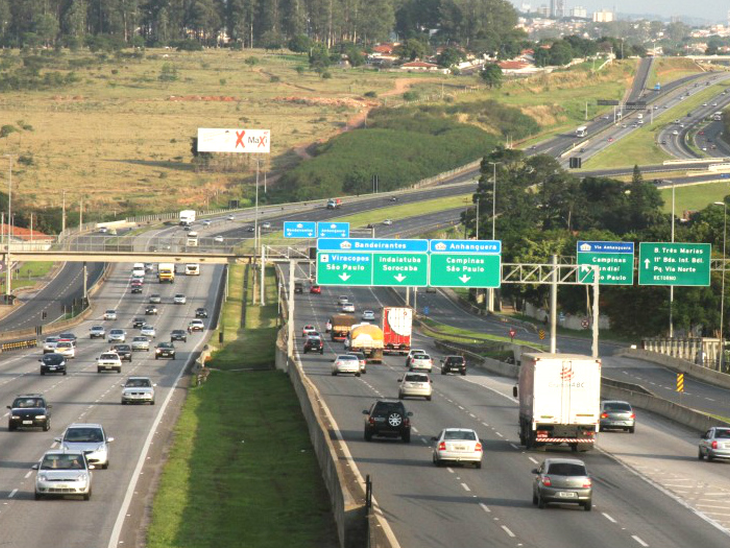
317 222 350 239
638 243 711 286
577 241 634 285
283 221 316 239
428 240 501 288
509 328 516 340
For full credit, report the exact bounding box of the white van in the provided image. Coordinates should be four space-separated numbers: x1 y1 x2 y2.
186 231 199 247
132 263 145 278
185 264 200 276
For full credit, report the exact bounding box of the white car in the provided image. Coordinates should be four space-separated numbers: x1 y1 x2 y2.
173 294 187 304
261 221 272 229
97 352 122 373
131 336 150 352
108 329 126 343
214 235 224 243
432 428 483 468
55 423 114 469
34 450 94 500
398 372 433 401
405 348 427 368
55 341 75 359
89 326 106 339
187 319 205 333
103 309 117 321
140 325 157 338
341 303 355 313
203 219 211 226
331 355 361 377
337 295 350 306
302 324 317 337
121 377 156 405
382 219 393 226
43 336 60 353
409 353 433 372
227 214 235 221
361 310 376 321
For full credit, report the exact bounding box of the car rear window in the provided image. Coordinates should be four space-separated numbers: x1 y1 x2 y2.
373 402 405 414
547 463 587 476
444 430 476 441
716 429 730 439
446 357 465 364
406 374 429 383
604 402 632 411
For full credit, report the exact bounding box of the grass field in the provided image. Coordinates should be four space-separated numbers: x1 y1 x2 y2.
146 265 338 547
659 180 730 213
0 261 55 292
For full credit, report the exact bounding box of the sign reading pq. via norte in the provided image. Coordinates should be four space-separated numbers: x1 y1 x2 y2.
577 241 634 285
638 242 711 286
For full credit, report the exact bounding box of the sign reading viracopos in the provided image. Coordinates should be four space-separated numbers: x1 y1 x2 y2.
197 128 270 153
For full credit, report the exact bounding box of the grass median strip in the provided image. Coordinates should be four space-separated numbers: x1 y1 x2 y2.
146 265 339 547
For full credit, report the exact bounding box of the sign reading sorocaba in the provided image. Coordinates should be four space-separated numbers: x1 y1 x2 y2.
197 128 270 153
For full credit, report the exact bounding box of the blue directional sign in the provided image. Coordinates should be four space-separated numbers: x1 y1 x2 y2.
283 221 316 239
317 238 428 253
317 222 350 238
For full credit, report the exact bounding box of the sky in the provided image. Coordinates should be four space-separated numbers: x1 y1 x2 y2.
512 0 729 24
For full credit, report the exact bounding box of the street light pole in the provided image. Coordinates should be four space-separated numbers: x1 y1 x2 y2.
487 161 502 313
4 155 12 299
714 201 727 371
670 183 675 338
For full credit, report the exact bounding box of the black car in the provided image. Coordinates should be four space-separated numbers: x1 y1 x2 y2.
132 318 146 329
145 305 159 315
294 282 303 294
111 344 133 362
363 400 412 443
441 355 466 376
195 307 208 319
170 330 187 343
303 337 324 354
39 353 67 376
7 394 52 431
155 342 176 360
131 285 143 294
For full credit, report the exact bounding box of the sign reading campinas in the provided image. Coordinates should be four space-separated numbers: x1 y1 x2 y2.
428 239 501 288
197 128 270 153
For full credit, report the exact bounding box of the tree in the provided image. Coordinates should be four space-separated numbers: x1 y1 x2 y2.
395 38 428 61
288 33 312 53
437 47 465 68
438 0 519 51
479 63 502 88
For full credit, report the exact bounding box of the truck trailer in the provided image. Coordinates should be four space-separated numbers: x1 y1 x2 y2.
345 323 384 363
179 210 196 226
513 353 601 451
329 314 357 341
382 307 412 355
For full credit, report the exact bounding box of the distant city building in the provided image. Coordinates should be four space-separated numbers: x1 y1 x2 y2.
549 0 556 17
537 4 550 17
520 3 532 13
592 10 614 22
570 6 588 18
555 0 565 18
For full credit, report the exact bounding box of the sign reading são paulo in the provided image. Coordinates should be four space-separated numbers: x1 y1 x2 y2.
315 238 501 288
576 241 634 285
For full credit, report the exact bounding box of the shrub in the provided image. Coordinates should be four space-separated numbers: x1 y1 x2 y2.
364 91 377 98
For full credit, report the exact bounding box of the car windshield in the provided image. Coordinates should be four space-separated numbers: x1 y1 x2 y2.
111 330 123 334
373 402 404 414
41 454 86 470
413 354 429 360
100 353 118 360
65 428 103 443
159 343 172 348
444 430 476 441
13 398 43 408
115 345 130 351
133 337 147 342
126 379 152 388
547 463 587 476
45 337 59 343
44 355 64 364
446 357 464 364
338 355 357 361
604 402 632 411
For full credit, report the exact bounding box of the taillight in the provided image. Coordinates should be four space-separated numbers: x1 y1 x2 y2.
600 412 608 419
368 418 375 425
542 476 552 486
583 479 592 488
475 442 482 452
712 440 718 449
438 442 446 451
404 418 410 427
629 413 636 419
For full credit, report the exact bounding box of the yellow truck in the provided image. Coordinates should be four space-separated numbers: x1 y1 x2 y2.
158 263 175 283
345 323 384 363
329 314 357 341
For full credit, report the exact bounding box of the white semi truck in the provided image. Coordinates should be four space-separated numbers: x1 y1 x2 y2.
513 353 601 451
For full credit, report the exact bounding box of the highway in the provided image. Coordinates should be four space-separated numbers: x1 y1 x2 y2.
290 278 730 548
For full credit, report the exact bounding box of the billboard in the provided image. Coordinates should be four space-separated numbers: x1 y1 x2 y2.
197 128 270 153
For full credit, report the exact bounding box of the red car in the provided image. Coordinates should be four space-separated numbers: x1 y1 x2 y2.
310 285 321 294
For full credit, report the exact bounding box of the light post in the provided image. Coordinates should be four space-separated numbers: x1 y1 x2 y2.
714 201 727 371
3 155 12 300
487 161 502 313
670 183 675 337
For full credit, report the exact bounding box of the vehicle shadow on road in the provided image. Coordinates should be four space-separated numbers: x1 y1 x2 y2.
401 493 532 508
350 456 436 468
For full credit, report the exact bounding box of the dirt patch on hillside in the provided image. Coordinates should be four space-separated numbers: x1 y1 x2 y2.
168 95 239 101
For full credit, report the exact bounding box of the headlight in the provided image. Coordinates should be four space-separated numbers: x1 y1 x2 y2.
39 473 48 481
76 474 88 482
35 415 46 420
11 414 20 419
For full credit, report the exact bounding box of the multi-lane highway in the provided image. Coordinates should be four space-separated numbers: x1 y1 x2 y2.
290 278 730 548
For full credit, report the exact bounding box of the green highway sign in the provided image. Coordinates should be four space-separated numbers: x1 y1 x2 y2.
373 253 428 287
638 242 711 286
316 252 372 286
429 254 501 288
577 241 634 285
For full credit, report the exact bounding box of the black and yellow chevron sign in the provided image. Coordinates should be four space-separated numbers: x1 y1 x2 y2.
677 373 684 393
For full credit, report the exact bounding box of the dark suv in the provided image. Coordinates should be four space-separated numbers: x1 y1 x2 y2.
363 400 412 443
7 394 52 431
39 353 67 375
303 337 324 354
441 355 466 376
111 344 133 362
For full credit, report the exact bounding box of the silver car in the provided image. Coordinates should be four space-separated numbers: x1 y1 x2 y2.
131 336 150 352
108 329 126 343
89 326 106 339
140 325 157 338
699 427 730 461
173 294 187 304
43 336 60 353
599 400 635 433
532 458 592 511
398 372 433 401
55 423 114 469
331 355 360 376
34 450 93 500
432 428 482 468
103 309 117 321
409 353 433 372
121 377 156 405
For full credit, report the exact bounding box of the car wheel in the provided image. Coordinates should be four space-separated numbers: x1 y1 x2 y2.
63 370 67 376
398 394 403 400
40 370 45 376
461 370 466 376
151 400 156 405
537 494 546 509
103 462 109 470
122 401 127 405
598 425 604 432
320 350 324 355
708 453 715 462
628 426 635 434
364 429 373 442
361 370 366 375
8 423 16 432
698 448 705 460
426 396 432 401
355 372 361 377
583 500 592 512
475 461 482 469
155 356 159 360
532 492 538 505
331 371 337 376
84 489 91 501
35 492 42 501
402 430 411 443
441 369 446 375
43 421 50 432
97 368 102 373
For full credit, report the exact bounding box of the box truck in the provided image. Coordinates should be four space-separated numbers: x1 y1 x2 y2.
382 307 412 355
158 263 175 283
179 210 196 226
513 353 601 451
329 314 357 341
345 323 384 363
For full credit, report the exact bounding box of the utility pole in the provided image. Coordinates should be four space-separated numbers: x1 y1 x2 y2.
4 155 12 300
61 190 66 235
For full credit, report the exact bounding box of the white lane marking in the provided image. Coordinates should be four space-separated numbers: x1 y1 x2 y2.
603 512 617 523
632 535 649 547
412 427 419 433
24 471 31 479
528 457 539 464
461 483 471 492
705 397 716 402
501 525 516 538
457 405 465 410
495 432 503 438
479 503 491 513
697 504 730 509
8 489 17 498
509 443 519 450
447 467 455 474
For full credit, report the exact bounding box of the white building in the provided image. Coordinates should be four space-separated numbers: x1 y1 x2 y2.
570 6 588 18
592 10 614 22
